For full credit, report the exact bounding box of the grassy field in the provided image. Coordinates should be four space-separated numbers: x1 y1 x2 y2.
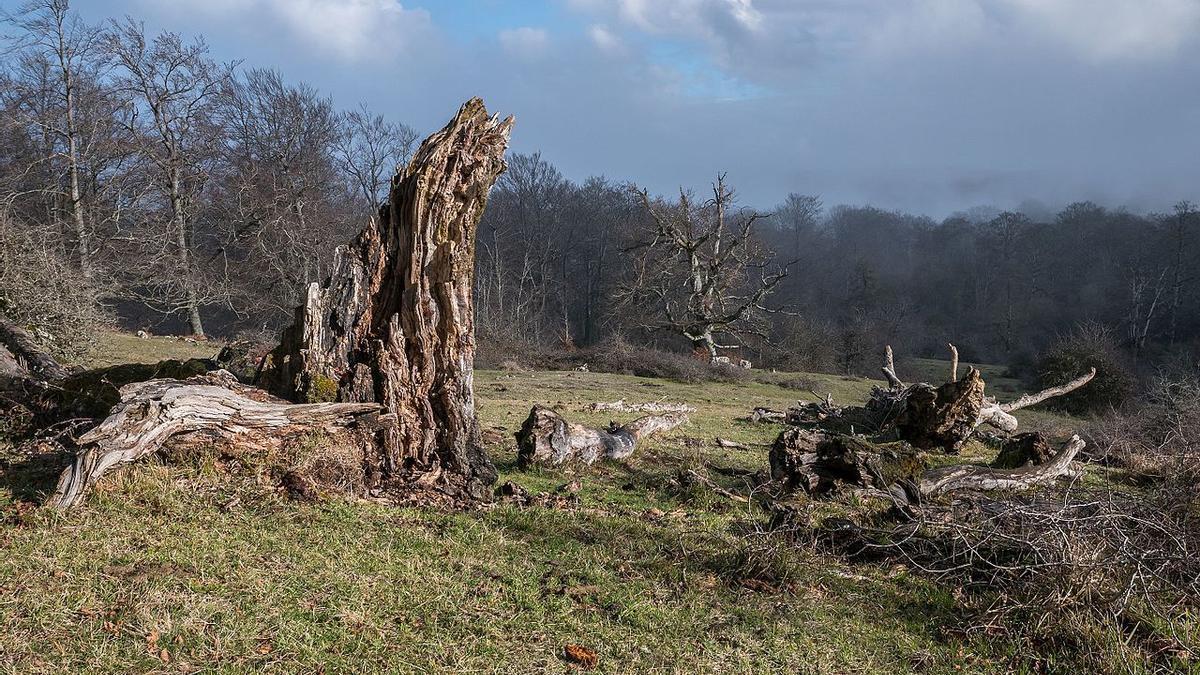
0 337 1144 673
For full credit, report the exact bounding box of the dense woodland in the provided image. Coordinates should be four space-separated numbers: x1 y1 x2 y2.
2 1 1199 383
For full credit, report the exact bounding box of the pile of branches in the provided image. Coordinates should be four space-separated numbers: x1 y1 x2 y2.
807 485 1200 662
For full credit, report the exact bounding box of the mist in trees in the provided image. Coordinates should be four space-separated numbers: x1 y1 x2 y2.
1 0 1198 380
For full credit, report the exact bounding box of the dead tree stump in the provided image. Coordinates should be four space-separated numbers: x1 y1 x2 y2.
258 98 513 500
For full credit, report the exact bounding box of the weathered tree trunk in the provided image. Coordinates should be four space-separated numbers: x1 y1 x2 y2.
917 435 1085 496
769 427 1086 501
769 428 925 495
258 98 513 499
516 405 687 468
0 316 68 381
886 368 985 452
48 371 391 509
976 367 1097 434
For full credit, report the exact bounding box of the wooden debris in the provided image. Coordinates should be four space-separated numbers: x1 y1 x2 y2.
48 371 392 509
588 400 696 414
516 405 687 468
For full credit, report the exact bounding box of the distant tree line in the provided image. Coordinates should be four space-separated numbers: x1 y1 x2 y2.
2 1 1198 378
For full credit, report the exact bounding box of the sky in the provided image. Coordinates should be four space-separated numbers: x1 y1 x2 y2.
57 0 1200 216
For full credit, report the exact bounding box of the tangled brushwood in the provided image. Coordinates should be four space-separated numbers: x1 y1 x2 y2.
807 487 1200 654
751 348 1200 665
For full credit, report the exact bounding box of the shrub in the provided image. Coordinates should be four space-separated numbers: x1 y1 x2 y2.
1037 322 1134 415
0 215 108 362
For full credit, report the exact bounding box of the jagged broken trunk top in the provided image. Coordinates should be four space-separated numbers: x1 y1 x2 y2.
259 98 513 500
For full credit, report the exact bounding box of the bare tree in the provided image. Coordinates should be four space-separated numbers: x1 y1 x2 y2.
107 19 234 336
3 0 105 278
215 68 352 322
335 103 417 213
624 174 792 360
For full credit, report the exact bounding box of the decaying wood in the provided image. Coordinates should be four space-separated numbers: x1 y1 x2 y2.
769 426 1086 501
783 346 1095 451
976 367 1097 434
947 343 958 382
991 432 1055 469
516 405 687 468
48 371 392 509
588 400 696 414
769 428 925 496
887 368 985 452
881 344 902 389
0 316 68 381
751 407 786 423
918 435 1085 497
256 98 513 500
715 437 750 450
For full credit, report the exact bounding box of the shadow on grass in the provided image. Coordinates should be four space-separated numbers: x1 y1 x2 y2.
0 444 71 506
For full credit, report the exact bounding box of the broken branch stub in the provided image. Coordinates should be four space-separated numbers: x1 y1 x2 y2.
257 98 513 500
516 405 687 468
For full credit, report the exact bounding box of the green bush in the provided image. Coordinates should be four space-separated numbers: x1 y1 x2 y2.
1037 322 1134 415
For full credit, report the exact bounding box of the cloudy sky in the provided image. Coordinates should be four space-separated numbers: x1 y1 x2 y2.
66 0 1200 216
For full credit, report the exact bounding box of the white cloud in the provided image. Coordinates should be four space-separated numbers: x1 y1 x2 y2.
1001 0 1200 62
587 24 623 54
498 26 550 59
148 0 433 62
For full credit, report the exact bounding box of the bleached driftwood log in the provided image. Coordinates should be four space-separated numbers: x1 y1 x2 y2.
256 98 512 500
976 368 1097 434
917 435 1085 497
516 405 687 468
588 400 696 414
769 427 1086 501
48 371 392 509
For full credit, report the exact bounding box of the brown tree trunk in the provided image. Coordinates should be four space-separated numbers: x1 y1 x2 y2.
258 98 513 500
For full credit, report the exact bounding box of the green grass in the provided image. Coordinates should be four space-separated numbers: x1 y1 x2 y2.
0 336 1156 673
79 330 220 369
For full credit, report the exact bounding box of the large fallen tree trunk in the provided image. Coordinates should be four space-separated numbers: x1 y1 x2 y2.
516 405 687 468
769 427 1085 502
48 371 391 509
256 97 512 500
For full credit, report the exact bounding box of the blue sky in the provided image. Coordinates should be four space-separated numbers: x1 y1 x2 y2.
43 1 1200 215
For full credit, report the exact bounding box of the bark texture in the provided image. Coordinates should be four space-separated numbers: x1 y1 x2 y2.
516 405 687 468
48 371 391 509
0 316 68 381
258 98 513 499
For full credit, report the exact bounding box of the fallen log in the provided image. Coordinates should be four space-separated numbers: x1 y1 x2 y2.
918 435 1085 497
0 316 68 381
516 405 687 468
588 400 696 414
256 98 513 500
769 427 1086 501
976 368 1097 434
48 371 392 509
